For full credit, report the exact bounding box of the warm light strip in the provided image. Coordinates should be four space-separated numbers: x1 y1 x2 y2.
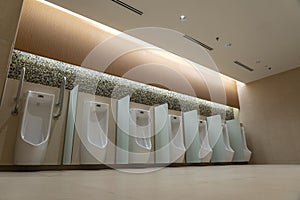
37 0 122 35
221 74 246 86
37 0 245 85
36 0 160 48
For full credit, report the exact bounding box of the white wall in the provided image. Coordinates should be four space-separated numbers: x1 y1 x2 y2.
238 67 300 164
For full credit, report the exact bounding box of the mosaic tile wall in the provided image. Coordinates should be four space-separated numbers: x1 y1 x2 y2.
8 50 236 120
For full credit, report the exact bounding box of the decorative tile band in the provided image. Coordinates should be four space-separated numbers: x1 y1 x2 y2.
9 50 236 120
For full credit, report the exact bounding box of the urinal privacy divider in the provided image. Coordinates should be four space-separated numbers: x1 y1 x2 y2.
116 95 130 164
154 103 170 164
227 119 251 162
183 110 201 163
63 85 79 165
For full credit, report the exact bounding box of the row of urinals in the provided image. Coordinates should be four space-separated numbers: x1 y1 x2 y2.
14 91 251 165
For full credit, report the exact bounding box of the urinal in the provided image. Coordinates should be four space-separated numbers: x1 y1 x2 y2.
169 115 185 163
198 120 213 162
222 123 235 162
241 126 252 162
80 101 109 164
14 91 54 165
129 109 152 164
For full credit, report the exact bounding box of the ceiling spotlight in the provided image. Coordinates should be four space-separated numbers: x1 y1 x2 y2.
268 67 272 70
179 15 186 21
225 43 232 47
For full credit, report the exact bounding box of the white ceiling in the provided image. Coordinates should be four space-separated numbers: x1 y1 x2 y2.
45 0 300 83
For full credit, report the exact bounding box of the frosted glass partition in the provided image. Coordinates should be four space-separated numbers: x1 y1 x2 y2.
207 115 225 162
63 85 78 165
116 96 130 164
154 103 170 163
227 119 248 162
183 110 200 163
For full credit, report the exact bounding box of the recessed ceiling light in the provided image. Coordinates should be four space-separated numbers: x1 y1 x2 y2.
268 67 272 70
179 15 186 21
225 43 232 47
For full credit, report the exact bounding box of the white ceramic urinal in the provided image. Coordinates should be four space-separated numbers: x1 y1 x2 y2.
129 109 152 164
222 124 235 162
80 101 109 164
241 126 252 162
169 115 185 163
198 120 213 162
14 91 54 165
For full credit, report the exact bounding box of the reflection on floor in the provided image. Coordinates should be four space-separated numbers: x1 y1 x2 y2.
0 165 300 200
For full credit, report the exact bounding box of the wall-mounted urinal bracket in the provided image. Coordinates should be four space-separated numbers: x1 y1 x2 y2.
12 67 25 115
53 76 66 119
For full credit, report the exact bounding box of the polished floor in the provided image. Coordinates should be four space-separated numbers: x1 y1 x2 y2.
0 165 300 200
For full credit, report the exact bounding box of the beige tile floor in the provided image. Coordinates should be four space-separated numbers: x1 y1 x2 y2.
0 165 300 200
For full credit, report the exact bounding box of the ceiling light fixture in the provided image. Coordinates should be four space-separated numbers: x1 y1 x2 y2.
225 43 232 47
179 15 187 21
